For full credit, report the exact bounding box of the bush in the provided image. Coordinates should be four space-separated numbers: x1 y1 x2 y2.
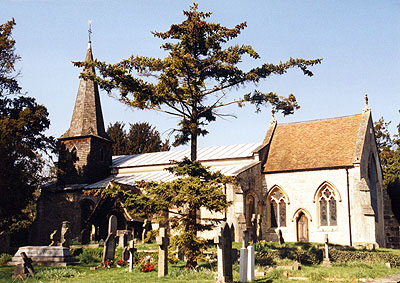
0 253 12 265
77 247 103 264
330 249 400 267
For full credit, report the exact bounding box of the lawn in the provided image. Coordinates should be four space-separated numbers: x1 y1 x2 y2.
2 242 400 282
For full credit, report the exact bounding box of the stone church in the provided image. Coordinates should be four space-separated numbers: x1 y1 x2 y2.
32 41 397 248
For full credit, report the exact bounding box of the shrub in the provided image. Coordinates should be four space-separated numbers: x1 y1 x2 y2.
0 253 12 265
77 247 103 264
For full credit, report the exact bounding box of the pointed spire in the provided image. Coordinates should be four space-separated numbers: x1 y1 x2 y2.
60 27 109 141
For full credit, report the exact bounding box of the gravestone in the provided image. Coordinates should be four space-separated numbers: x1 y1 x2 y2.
256 215 262 241
239 247 248 283
81 228 90 245
0 231 10 254
247 246 255 282
242 229 249 249
116 230 131 248
90 225 96 242
322 234 331 267
251 214 257 243
142 219 152 243
156 227 169 277
277 229 285 245
60 221 71 247
214 222 233 283
122 247 130 262
102 215 117 263
128 240 137 272
49 230 59 246
12 252 34 279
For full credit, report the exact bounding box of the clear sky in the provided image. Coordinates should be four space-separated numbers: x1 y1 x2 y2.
2 0 400 149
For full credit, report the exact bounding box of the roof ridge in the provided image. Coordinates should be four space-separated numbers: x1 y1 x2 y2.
277 113 362 126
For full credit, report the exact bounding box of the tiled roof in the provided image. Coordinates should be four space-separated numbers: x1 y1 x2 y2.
264 114 363 173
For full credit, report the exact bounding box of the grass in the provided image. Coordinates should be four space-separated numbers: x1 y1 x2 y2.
2 242 400 282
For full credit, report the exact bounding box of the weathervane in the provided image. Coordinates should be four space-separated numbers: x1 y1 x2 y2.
88 20 92 43
271 108 276 122
363 93 370 112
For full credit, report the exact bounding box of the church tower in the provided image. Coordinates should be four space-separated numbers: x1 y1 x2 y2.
58 38 112 184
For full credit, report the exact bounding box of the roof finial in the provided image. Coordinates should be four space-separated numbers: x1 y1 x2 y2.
271 108 276 122
363 93 370 112
88 20 92 43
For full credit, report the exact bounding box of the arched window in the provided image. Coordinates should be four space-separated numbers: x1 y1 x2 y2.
317 185 337 226
267 186 287 228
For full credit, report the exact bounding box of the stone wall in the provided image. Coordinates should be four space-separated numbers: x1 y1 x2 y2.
383 189 400 249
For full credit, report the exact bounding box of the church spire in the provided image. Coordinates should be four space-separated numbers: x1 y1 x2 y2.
60 26 109 141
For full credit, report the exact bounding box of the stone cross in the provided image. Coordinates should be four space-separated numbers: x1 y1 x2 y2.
156 227 169 277
323 233 331 266
12 252 35 279
49 230 58 246
128 240 137 272
60 221 71 247
102 215 117 263
214 222 233 283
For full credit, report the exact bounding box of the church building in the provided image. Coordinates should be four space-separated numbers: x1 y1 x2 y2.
33 40 395 249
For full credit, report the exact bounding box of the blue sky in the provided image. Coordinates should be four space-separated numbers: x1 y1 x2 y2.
2 0 400 148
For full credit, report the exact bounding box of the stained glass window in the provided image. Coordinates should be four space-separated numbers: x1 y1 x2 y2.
271 201 278 228
318 185 337 226
279 199 286 227
268 187 287 228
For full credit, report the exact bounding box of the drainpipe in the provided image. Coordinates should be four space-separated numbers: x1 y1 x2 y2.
346 168 353 246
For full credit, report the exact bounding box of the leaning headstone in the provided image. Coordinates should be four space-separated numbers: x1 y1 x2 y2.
128 240 137 272
49 230 59 246
102 215 117 263
247 245 255 282
0 231 10 254
214 222 233 283
81 228 90 245
156 227 169 277
277 229 285 245
322 234 331 267
12 252 34 279
60 221 71 247
239 247 248 283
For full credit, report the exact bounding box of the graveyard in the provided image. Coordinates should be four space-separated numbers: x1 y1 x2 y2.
2 218 400 282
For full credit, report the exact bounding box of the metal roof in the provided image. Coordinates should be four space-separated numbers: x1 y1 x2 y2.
85 161 259 189
112 143 262 168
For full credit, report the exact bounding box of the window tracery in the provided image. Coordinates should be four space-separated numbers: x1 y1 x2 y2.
318 186 337 226
267 187 287 228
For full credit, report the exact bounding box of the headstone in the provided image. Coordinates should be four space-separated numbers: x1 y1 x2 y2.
242 229 249 249
277 229 285 245
49 230 59 246
90 225 96 242
292 261 300 270
0 231 10 254
256 214 262 241
128 240 137 272
122 247 130 262
102 215 117 263
156 227 169 277
239 248 248 283
247 246 255 282
214 222 233 283
142 219 152 243
116 230 131 248
60 221 71 247
322 234 331 267
12 252 34 279
251 214 257 243
81 228 90 245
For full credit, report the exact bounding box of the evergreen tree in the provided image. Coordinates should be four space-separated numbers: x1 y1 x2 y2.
0 19 55 234
106 121 169 155
77 4 321 268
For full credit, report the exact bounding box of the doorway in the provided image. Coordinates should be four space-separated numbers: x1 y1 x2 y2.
296 212 309 242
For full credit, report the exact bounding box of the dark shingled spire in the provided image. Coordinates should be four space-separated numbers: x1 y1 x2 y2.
60 41 109 140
